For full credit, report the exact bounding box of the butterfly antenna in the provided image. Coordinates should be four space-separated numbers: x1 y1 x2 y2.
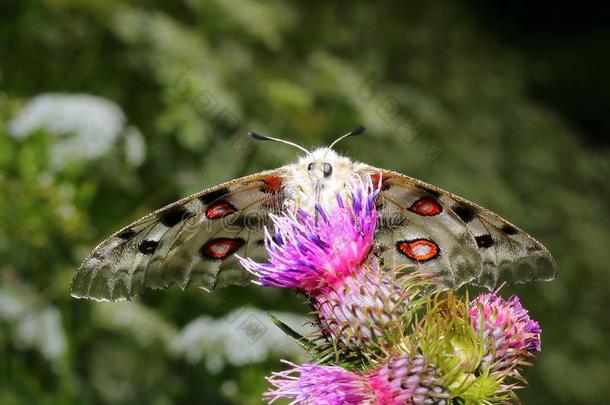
248 131 311 155
328 125 366 150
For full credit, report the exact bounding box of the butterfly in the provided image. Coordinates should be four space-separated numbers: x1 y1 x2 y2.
70 126 556 301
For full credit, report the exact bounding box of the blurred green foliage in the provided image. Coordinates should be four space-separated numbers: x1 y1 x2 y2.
1 1 609 403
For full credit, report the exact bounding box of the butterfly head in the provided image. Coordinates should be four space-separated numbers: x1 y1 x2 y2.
304 148 340 182
286 147 364 212
248 126 367 212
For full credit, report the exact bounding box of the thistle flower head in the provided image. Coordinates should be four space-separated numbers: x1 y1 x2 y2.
469 292 541 369
368 354 450 405
314 261 414 351
239 176 379 294
265 361 370 404
264 355 449 405
240 175 419 351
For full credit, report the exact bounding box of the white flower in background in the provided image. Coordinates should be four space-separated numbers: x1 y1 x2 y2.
0 284 67 363
8 93 146 168
123 126 147 167
15 308 66 361
170 308 313 371
0 286 25 319
94 301 177 347
93 303 310 371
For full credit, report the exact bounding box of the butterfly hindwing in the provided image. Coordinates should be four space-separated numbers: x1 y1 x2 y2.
70 169 286 301
366 169 556 289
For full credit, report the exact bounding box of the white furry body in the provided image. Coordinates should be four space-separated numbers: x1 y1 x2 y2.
283 148 369 213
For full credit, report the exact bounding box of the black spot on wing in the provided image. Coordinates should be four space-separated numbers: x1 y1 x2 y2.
452 204 475 223
527 245 542 253
160 206 193 227
500 224 519 235
417 186 441 199
200 188 230 205
475 234 494 249
117 228 136 240
139 239 159 255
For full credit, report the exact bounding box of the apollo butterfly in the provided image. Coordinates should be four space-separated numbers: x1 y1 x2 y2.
71 126 556 301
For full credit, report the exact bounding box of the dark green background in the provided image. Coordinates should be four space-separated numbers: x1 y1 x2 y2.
1 1 608 403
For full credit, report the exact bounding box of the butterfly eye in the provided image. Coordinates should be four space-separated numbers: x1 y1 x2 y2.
323 163 333 177
307 162 315 171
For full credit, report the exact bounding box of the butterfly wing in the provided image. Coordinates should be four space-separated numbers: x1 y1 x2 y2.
70 169 286 301
363 168 556 289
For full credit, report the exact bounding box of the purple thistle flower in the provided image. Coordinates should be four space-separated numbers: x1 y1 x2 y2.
368 354 449 405
265 361 371 404
264 355 449 405
239 176 410 350
239 176 379 295
469 292 541 371
314 260 406 350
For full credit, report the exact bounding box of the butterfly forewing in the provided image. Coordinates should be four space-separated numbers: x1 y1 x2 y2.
70 169 286 301
364 168 556 289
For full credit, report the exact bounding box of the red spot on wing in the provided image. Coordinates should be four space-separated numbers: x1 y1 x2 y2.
200 238 245 260
261 176 283 193
409 197 442 216
206 201 237 219
397 239 440 262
